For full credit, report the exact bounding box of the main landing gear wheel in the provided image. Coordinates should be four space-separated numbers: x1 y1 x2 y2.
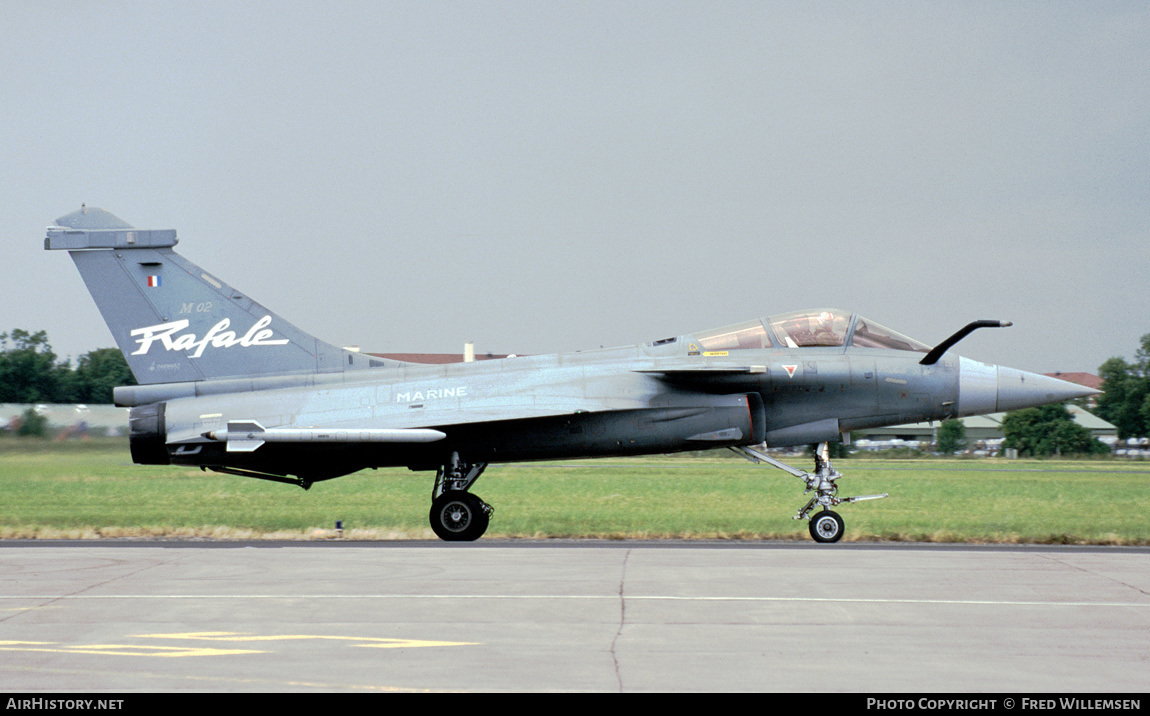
809 510 844 543
429 491 490 542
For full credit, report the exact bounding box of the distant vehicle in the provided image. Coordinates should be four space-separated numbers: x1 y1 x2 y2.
47 207 1097 542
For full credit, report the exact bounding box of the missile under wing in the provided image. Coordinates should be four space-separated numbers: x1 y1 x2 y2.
46 207 1099 542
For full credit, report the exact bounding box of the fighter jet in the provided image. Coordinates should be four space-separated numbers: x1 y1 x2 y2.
46 207 1098 542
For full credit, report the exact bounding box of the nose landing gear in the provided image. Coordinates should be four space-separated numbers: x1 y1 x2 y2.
730 441 887 543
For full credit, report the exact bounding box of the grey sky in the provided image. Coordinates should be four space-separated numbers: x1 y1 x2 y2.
3 2 1147 374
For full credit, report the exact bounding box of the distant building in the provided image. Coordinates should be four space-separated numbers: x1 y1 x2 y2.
853 404 1116 451
1043 372 1102 391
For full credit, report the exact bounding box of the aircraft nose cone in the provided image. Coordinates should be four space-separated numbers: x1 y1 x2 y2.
995 367 1100 412
958 357 1101 416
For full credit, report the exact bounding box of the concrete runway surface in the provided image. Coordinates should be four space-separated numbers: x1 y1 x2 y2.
0 541 1147 692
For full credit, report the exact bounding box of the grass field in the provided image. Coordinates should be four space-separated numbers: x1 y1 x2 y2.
2 438 1148 543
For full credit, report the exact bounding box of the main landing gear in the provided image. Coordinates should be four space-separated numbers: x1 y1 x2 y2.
428 453 492 542
729 441 887 543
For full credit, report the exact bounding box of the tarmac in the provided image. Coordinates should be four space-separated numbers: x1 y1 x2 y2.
1 540 1147 692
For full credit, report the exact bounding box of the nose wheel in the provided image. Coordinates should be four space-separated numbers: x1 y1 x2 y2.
809 510 844 543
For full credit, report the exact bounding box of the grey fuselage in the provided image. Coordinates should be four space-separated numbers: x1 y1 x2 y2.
121 334 967 481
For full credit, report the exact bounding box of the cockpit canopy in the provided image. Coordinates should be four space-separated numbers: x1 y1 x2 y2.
690 309 930 353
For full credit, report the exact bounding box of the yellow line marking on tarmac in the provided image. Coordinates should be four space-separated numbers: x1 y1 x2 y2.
0 632 477 659
0 640 264 657
59 644 264 657
134 631 477 648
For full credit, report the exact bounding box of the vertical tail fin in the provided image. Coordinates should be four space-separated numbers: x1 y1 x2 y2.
46 207 381 384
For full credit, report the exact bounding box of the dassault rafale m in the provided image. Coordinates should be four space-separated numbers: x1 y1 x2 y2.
46 207 1098 542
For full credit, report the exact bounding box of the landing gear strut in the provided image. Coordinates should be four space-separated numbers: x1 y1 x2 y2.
730 441 887 543
429 452 492 541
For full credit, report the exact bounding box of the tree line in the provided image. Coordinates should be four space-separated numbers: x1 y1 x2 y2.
0 329 136 405
1093 333 1150 440
930 405 1108 458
